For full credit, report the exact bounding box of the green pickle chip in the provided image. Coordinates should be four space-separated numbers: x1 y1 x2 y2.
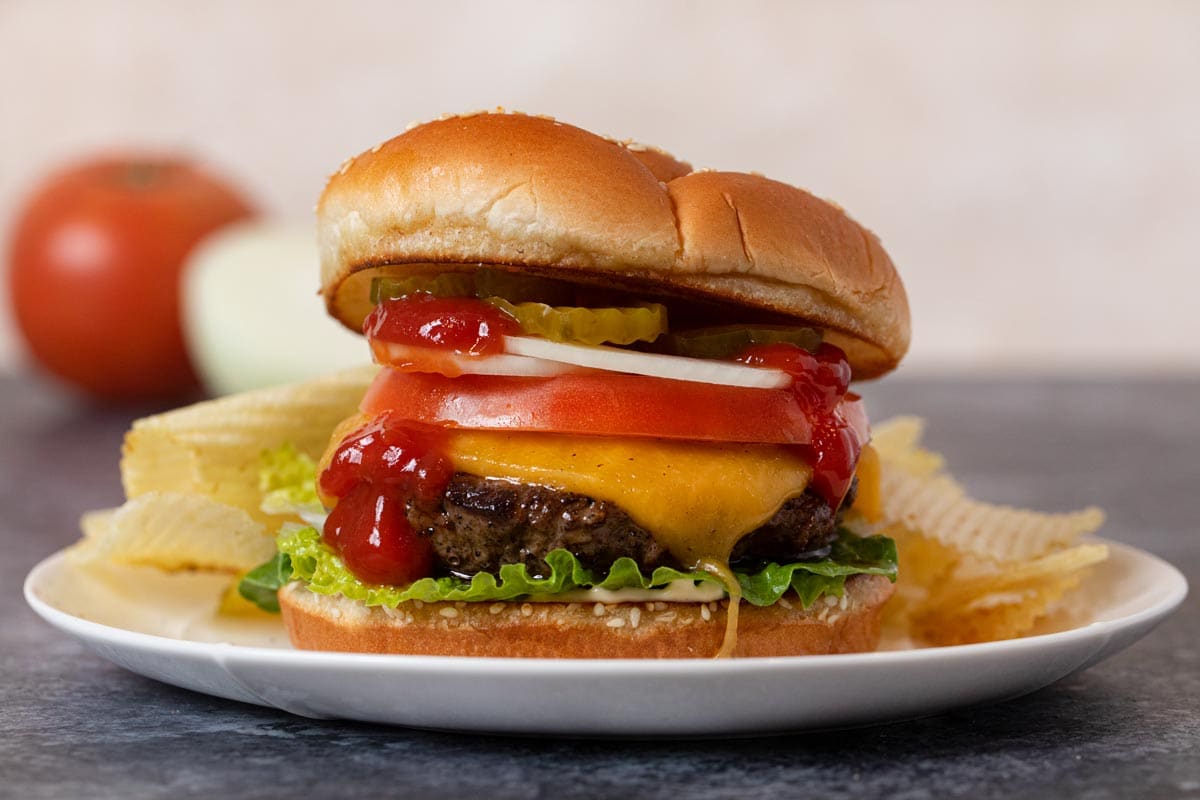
474 269 575 305
368 273 823 354
485 297 668 346
369 272 668 346
369 273 475 303
662 325 823 359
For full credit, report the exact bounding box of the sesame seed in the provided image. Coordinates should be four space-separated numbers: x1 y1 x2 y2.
439 607 459 619
521 603 533 617
828 614 842 624
630 608 642 629
593 603 606 617
645 602 655 612
489 603 504 615
839 595 849 611
701 605 712 622
566 603 580 613
825 596 839 608
606 618 626 628
778 598 793 610
413 600 424 609
654 602 668 611
455 601 466 609
656 612 677 623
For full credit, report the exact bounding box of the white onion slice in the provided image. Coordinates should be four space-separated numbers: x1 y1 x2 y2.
503 336 791 389
374 342 580 378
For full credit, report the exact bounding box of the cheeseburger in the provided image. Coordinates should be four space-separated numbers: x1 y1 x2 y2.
248 111 910 658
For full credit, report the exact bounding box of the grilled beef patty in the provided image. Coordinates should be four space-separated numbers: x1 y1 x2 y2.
406 473 855 577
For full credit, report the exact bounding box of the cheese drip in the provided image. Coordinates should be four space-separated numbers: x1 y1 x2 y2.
698 558 742 659
443 430 813 657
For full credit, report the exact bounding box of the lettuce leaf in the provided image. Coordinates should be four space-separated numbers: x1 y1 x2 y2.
236 551 293 613
258 444 326 525
241 525 896 613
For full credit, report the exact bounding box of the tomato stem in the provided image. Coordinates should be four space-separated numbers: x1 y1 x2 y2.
117 162 165 188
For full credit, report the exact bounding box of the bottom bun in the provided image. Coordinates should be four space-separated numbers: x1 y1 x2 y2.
279 574 894 658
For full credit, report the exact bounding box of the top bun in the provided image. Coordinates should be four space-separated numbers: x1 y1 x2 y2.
318 111 910 377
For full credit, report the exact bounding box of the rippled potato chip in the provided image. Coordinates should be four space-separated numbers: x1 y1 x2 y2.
872 416 1104 563
869 416 1109 646
69 491 274 572
912 572 1086 646
883 470 1105 563
79 508 115 540
121 366 375 524
877 523 961 631
951 543 1110 588
871 417 945 478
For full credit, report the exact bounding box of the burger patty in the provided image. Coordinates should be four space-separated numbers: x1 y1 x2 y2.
406 473 856 577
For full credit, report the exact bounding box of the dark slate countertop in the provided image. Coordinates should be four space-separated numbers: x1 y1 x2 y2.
2 375 1196 799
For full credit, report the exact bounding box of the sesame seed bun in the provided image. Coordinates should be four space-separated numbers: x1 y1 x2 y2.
278 574 895 658
317 112 910 378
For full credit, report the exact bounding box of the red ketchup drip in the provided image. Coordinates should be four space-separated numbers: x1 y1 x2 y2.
738 343 860 509
318 415 454 585
363 294 521 355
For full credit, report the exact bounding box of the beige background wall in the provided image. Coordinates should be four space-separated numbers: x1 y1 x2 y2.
2 1 1197 375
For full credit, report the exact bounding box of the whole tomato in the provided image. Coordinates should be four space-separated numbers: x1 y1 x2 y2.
7 157 255 401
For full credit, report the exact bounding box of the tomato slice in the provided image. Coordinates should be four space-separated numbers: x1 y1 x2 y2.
360 368 850 445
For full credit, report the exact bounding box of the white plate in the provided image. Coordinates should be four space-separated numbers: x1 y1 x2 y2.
24 539 1186 737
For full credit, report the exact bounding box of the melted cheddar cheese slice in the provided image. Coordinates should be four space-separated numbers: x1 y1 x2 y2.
443 430 813 568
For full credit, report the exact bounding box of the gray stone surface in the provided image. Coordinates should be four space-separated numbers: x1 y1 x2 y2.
1 375 1196 799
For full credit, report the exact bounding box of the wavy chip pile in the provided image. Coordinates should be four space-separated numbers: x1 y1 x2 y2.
862 417 1108 646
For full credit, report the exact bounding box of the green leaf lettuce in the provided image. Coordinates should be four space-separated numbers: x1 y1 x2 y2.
258 444 326 525
240 525 896 614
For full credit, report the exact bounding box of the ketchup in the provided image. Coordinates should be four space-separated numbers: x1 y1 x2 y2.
363 294 520 355
738 343 860 509
318 415 453 585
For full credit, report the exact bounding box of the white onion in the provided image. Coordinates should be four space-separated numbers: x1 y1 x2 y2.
183 223 370 395
374 342 580 377
503 336 790 389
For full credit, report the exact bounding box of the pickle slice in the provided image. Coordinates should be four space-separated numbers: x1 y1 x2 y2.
662 325 823 359
485 297 668 346
370 274 475 303
369 269 576 305
474 269 575 305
